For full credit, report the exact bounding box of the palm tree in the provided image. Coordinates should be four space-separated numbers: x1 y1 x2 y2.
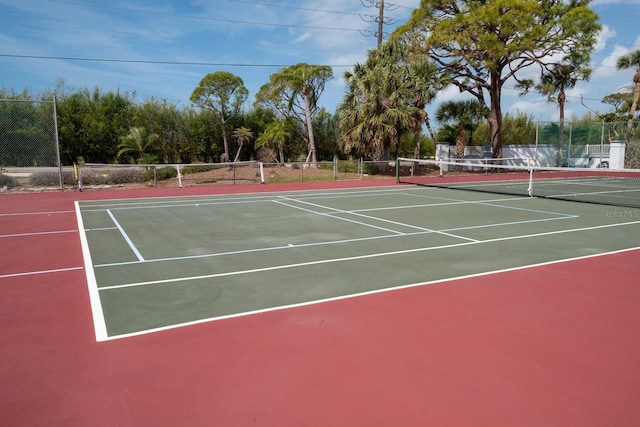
538 63 584 125
514 52 591 165
117 127 160 163
436 100 487 159
231 126 253 163
255 64 333 168
617 49 640 142
340 41 420 161
538 62 587 165
255 120 291 165
407 59 442 159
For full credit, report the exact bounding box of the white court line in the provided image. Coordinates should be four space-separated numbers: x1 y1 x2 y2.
106 209 145 262
0 229 77 238
0 210 75 217
397 192 579 217
100 246 640 341
0 266 83 279
272 199 406 235
277 195 479 243
90 189 577 268
97 219 640 291
94 213 577 268
76 201 108 342
79 188 407 211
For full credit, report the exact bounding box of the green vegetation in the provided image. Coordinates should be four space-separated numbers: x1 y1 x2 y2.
3 3 640 169
393 0 601 158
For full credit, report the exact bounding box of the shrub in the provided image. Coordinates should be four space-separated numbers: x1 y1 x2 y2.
107 168 145 184
363 161 392 176
181 165 216 175
337 160 359 173
153 166 178 181
29 171 75 187
80 170 104 185
0 173 17 188
318 161 333 170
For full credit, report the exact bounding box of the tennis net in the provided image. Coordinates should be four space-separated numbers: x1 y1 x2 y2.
396 157 640 208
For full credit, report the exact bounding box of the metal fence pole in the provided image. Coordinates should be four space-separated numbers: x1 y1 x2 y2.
53 96 62 190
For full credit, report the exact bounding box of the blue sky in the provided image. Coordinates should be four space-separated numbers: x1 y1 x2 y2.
1 0 639 125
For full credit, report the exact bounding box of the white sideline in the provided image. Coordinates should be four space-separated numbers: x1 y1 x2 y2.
75 201 109 342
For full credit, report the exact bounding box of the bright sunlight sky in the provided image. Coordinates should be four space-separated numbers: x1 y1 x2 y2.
1 0 639 124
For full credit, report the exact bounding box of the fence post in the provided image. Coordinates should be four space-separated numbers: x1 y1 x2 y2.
436 143 450 172
609 141 626 170
53 96 63 191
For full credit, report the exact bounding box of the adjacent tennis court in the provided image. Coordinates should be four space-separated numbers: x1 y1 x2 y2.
76 185 640 341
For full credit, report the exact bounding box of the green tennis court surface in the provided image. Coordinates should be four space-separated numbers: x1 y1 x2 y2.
76 186 640 341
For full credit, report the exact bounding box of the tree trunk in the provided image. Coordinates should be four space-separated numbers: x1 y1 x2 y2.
413 129 421 159
626 71 640 142
278 142 285 165
302 92 318 168
233 142 243 163
424 111 438 144
488 74 503 158
558 91 566 166
220 112 230 162
456 126 466 158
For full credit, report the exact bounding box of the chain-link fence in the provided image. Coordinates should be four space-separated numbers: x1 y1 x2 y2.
537 121 639 168
2 102 639 193
626 141 640 169
0 97 63 191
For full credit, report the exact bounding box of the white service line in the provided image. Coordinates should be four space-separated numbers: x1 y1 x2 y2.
97 219 640 292
106 209 145 262
277 195 479 243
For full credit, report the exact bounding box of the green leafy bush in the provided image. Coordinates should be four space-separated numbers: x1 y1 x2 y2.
337 161 359 173
152 166 178 181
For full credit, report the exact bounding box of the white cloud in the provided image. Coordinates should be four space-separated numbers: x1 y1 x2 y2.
292 32 312 44
592 44 631 82
594 25 617 53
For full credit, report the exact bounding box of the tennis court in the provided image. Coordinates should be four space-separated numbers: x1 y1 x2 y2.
3 177 640 426
76 185 640 340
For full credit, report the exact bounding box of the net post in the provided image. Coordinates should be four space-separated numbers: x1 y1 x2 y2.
527 156 533 197
395 158 400 183
76 157 84 192
439 158 444 177
176 164 182 188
